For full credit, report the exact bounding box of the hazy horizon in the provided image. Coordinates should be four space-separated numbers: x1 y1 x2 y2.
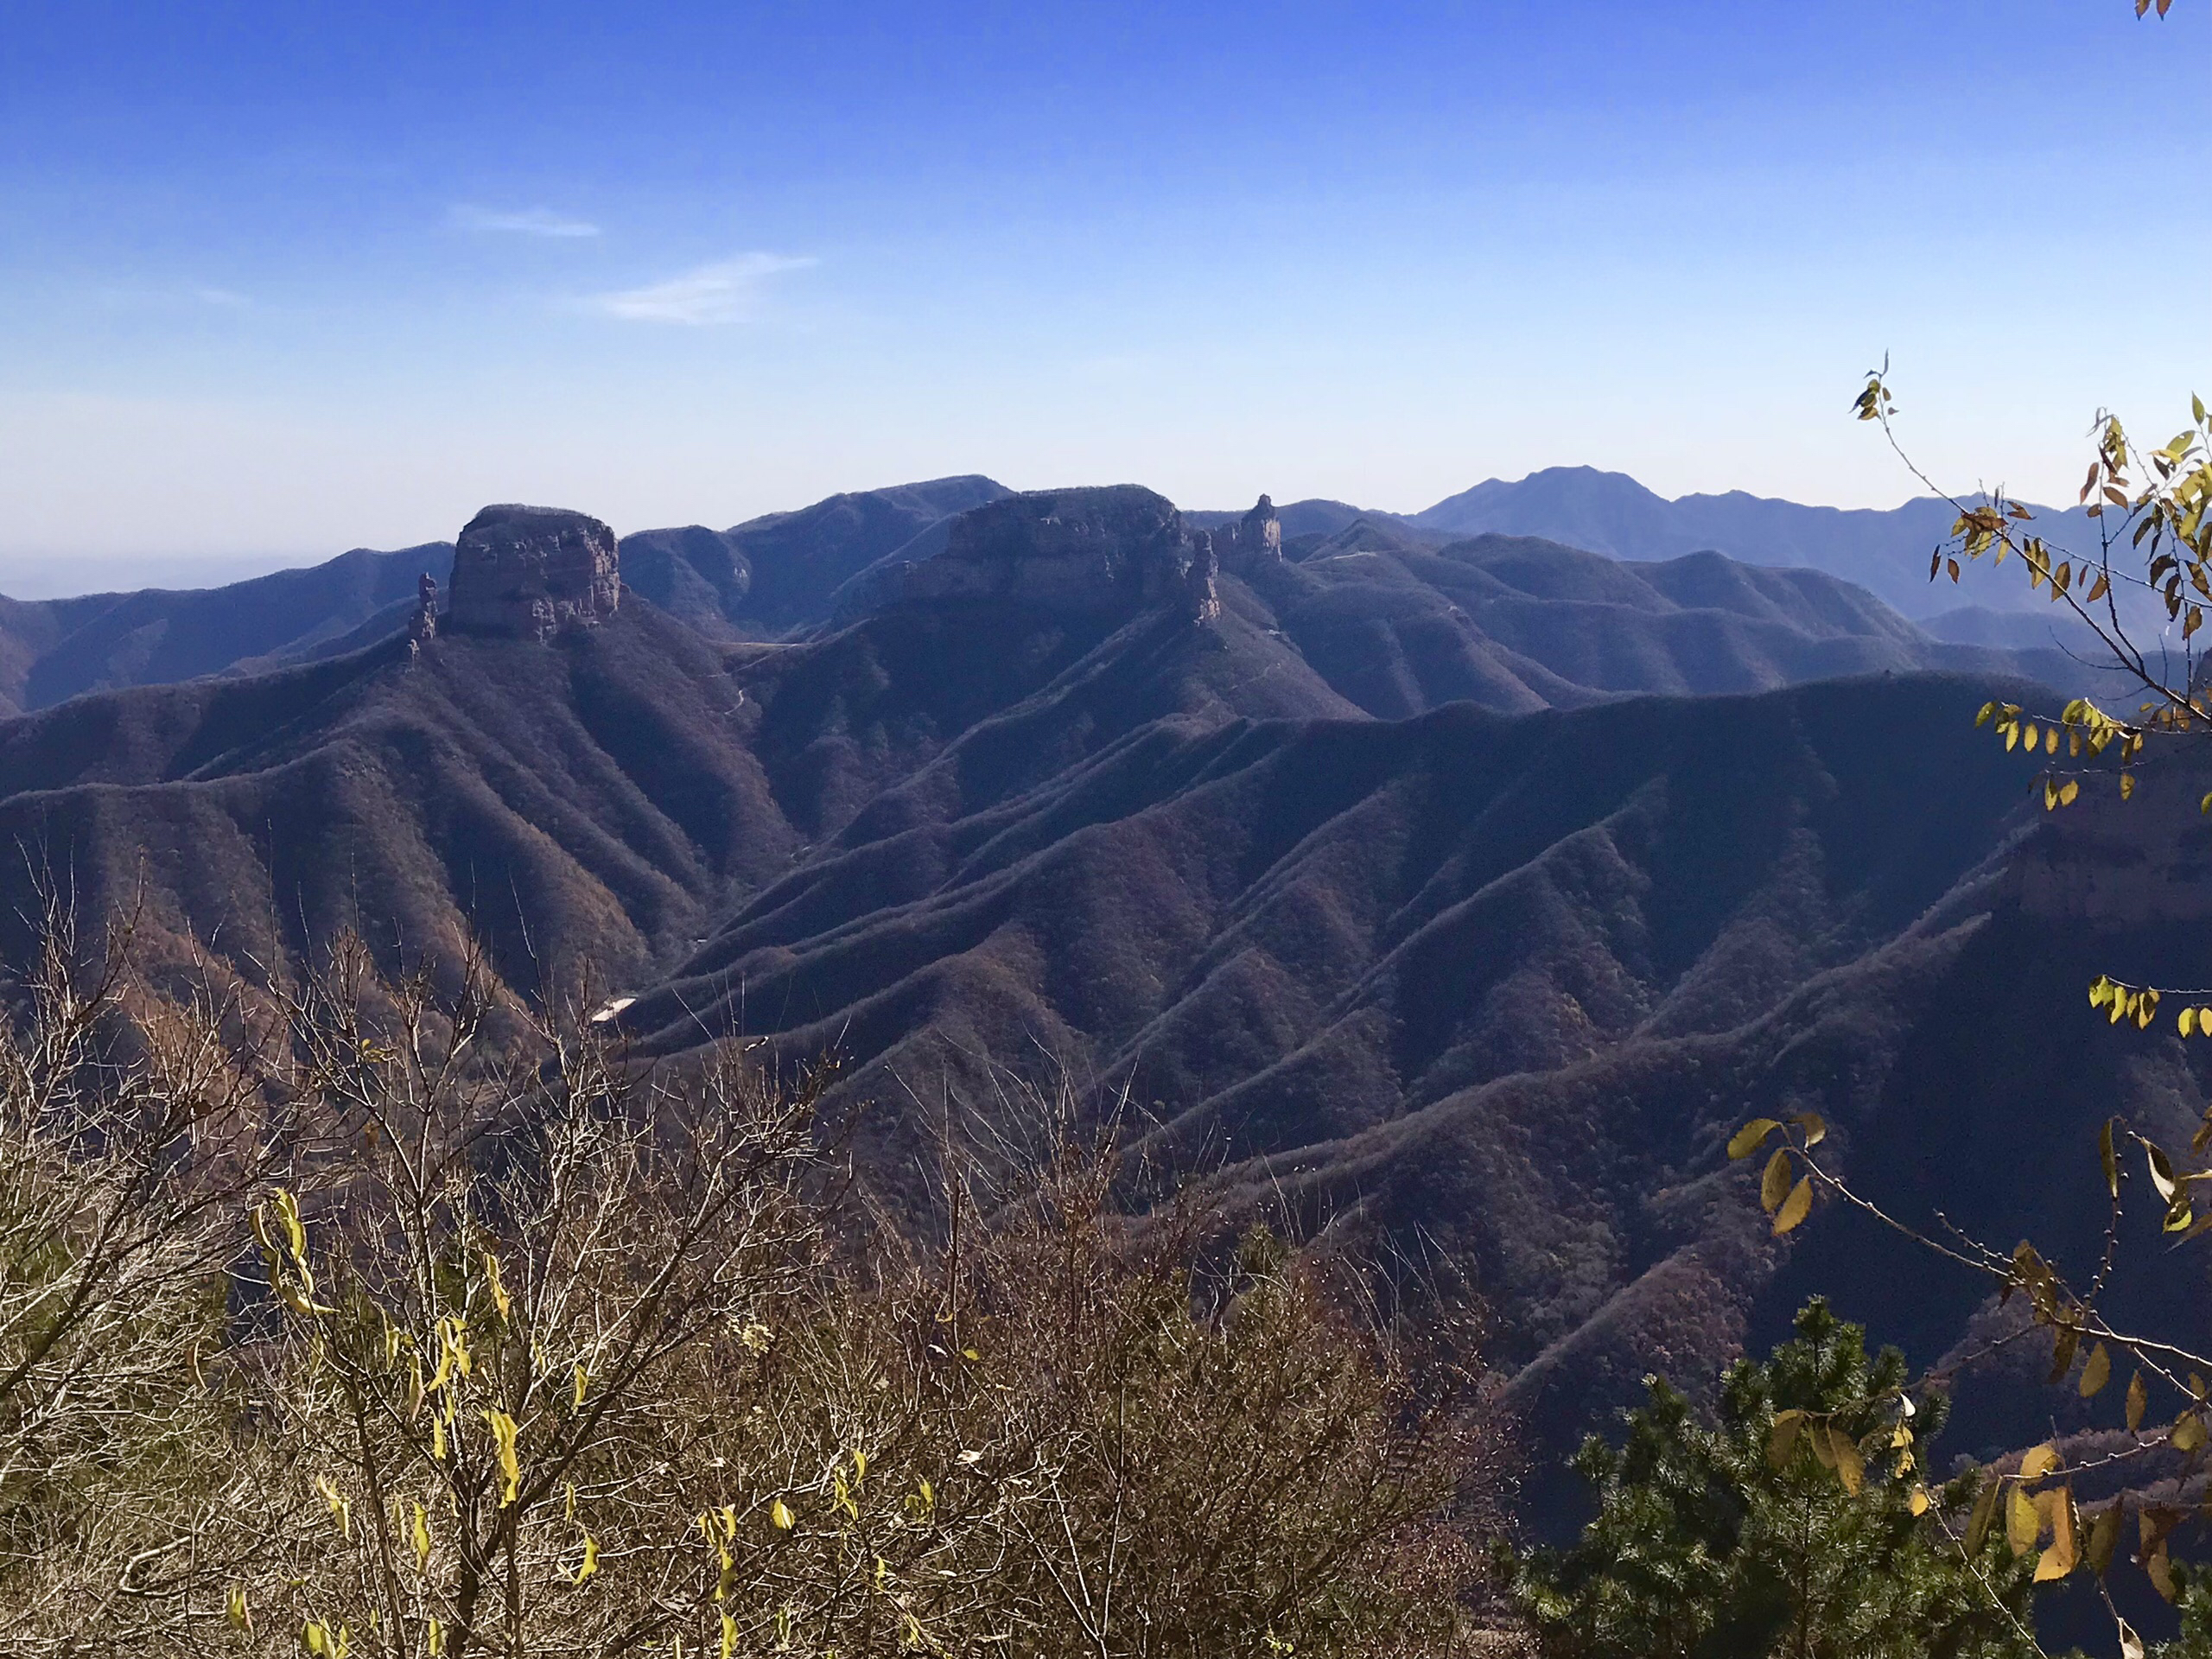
4 1 2205 593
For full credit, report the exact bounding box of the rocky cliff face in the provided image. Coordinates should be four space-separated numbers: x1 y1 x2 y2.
448 505 620 640
1226 494 1283 564
868 486 1218 621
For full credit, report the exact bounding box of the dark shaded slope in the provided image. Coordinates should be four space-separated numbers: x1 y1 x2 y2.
626 672 2023 1180
619 667 2212 1510
0 607 802 988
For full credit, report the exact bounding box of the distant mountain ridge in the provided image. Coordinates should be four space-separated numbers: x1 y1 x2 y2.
1405 465 2102 626
0 477 1011 714
1185 466 2108 636
1 467 2104 717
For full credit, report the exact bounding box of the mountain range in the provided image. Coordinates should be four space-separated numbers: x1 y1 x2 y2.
0 465 2114 715
0 474 2187 1527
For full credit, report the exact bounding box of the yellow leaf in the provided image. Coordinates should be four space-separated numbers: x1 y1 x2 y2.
2150 1546 2177 1602
2129 1370 2149 1432
573 1532 600 1584
1909 1484 1930 1516
1773 1176 1813 1235
273 1188 307 1263
2171 1412 2205 1453
1728 1118 1781 1160
1760 1148 1793 1213
2102 1120 2120 1198
2007 1484 2041 1555
1827 1426 1864 1495
410 1502 430 1570
2036 1489 2077 1580
226 1585 251 1634
1793 1111 1827 1147
2088 1501 2124 1574
483 1409 521 1507
1767 1408 1804 1469
2081 1343 2112 1398
2186 1007 2201 1038
574 1363 588 1409
2019 1443 2060 1482
771 1498 795 1530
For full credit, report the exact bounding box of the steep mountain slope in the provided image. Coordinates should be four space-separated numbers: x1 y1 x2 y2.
0 608 801 988
0 479 2167 1514
620 665 2210 1513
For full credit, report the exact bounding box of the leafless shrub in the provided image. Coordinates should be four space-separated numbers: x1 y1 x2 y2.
0 919 1506 1657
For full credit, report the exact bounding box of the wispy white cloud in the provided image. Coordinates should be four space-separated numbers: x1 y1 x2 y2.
94 283 251 310
450 205 601 238
583 253 816 324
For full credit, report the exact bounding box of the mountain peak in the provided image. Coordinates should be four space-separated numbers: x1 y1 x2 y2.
449 505 620 641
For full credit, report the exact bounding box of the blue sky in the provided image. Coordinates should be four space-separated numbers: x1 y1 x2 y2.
0 0 2204 592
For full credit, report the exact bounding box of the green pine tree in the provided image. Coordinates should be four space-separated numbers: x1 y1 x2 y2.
1505 1300 2045 1659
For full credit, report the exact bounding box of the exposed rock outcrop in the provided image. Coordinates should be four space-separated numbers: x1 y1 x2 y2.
407 572 439 656
448 505 620 641
1196 494 1283 570
1236 493 1283 562
855 486 1219 623
1183 532 1223 622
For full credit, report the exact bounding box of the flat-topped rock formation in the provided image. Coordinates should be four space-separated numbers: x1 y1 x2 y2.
850 485 1219 622
448 505 620 640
